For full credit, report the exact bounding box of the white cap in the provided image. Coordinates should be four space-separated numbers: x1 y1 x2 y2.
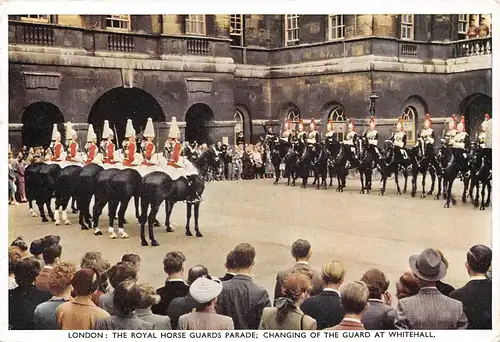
87 124 97 142
168 117 181 139
125 119 136 138
102 120 111 139
51 124 60 141
189 276 223 303
65 122 73 141
144 117 155 138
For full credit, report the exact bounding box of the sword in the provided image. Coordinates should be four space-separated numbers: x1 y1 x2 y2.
156 124 160 163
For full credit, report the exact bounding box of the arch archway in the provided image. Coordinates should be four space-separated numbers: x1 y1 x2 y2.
280 102 301 130
185 103 215 145
458 93 492 136
321 102 346 141
21 101 65 148
87 87 165 143
234 109 244 145
401 96 427 145
234 103 252 143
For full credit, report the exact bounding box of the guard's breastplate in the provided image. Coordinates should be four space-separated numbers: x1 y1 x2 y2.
282 130 292 138
454 132 467 143
366 130 377 139
325 130 334 137
478 132 486 143
394 132 405 141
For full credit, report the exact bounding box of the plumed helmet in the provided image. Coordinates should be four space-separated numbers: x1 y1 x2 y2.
65 122 73 141
143 117 155 138
309 118 316 130
168 117 181 139
424 113 432 128
125 119 136 138
457 115 465 132
326 119 333 131
87 124 97 142
51 124 60 141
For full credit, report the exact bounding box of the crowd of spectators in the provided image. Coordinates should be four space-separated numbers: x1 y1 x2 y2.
8 236 493 331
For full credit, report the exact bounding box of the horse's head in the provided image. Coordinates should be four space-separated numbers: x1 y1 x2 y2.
194 148 217 175
382 140 394 159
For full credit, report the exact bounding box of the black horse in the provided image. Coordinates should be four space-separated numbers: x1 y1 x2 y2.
25 162 45 218
312 144 330 190
468 143 492 210
378 140 410 196
92 168 143 238
77 163 104 232
324 137 342 187
335 143 360 192
270 139 292 185
31 163 62 222
54 165 82 225
409 138 439 198
297 144 318 189
139 149 217 246
357 136 375 194
282 145 299 186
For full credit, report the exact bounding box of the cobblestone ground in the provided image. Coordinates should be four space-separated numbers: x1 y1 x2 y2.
8 176 491 307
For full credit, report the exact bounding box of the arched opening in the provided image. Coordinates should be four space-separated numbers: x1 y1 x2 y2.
234 109 244 145
281 102 301 130
322 102 346 141
401 95 427 145
87 87 165 143
185 103 215 145
235 104 252 143
459 93 492 136
21 101 65 148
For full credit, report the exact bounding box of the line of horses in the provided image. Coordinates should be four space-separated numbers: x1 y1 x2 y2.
23 150 217 247
267 136 492 210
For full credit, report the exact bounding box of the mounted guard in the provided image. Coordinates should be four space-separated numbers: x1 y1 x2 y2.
123 119 142 166
364 116 381 160
84 124 99 165
297 119 307 143
324 119 335 141
281 119 293 143
50 124 64 162
442 114 457 145
65 122 81 163
392 117 408 160
343 118 359 162
167 117 183 168
142 118 159 166
419 113 436 155
478 114 490 148
307 119 320 145
451 115 470 169
101 120 117 164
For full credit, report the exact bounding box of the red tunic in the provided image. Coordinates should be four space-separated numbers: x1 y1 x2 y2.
66 141 78 161
123 142 136 166
142 142 156 166
103 142 116 164
167 141 182 168
51 142 63 161
85 143 97 164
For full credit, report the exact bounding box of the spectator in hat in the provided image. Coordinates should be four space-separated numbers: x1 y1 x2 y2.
36 244 63 293
450 244 492 329
259 273 317 330
9 257 52 330
94 280 154 330
360 268 394 330
394 248 468 330
56 268 110 330
136 283 172 330
300 260 345 330
34 261 77 329
325 281 370 330
166 265 208 330
178 276 234 330
99 261 138 315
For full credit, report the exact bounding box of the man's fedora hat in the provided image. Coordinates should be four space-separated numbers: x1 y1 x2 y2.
409 248 446 282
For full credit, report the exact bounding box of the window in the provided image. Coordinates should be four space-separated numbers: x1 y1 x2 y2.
186 15 205 36
328 15 345 40
230 15 244 46
286 108 301 130
285 15 299 46
234 110 244 143
106 15 130 31
400 14 414 40
458 14 490 40
329 106 346 141
458 14 469 39
402 106 417 144
20 15 50 23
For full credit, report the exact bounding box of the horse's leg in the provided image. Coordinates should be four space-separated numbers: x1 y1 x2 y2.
411 168 417 197
91 198 107 236
134 195 141 221
274 166 280 185
462 176 469 203
485 181 491 207
428 169 436 195
474 180 480 208
139 198 149 246
46 197 55 222
60 196 72 225
321 169 328 190
185 202 193 236
394 169 401 195
78 200 88 230
116 198 130 239
194 202 202 237
359 170 365 194
435 175 442 200
165 201 175 232
37 200 48 222
379 171 387 196
421 171 427 198
28 199 38 217
147 202 161 246
480 181 487 210
71 197 78 213
107 199 119 238
444 178 454 208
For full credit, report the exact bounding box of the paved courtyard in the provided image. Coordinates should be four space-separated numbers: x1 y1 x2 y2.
8 177 491 306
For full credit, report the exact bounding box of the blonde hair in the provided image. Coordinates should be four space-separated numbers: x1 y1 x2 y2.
49 261 77 294
322 260 345 284
137 283 160 309
340 280 369 314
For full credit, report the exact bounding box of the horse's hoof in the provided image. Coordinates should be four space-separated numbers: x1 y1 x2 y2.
403 189 407 194
153 221 161 228
379 193 384 196
141 240 149 246
109 232 118 239
166 227 174 233
55 220 61 226
485 202 491 208
151 240 159 247
119 232 130 239
41 217 49 223
72 210 78 214
359 190 364 194
444 203 450 208
451 198 457 205
196 232 203 238
123 219 129 224
94 231 103 236
411 192 416 197
64 220 71 225
426 191 433 195
462 198 467 204
480 206 485 211
420 194 426 199
434 196 440 200
186 231 193 237
81 226 89 231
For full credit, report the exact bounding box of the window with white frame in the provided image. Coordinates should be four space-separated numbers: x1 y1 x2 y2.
20 15 50 23
402 106 417 144
328 15 345 40
400 14 414 40
329 106 346 141
458 14 469 38
106 15 130 31
285 15 299 46
186 15 206 35
230 15 244 46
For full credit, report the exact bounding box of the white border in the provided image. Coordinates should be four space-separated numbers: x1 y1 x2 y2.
1 1 499 341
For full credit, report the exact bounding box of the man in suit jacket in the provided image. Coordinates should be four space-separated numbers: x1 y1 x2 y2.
360 268 394 330
301 260 345 330
152 251 189 316
35 244 62 293
395 248 468 330
326 281 370 330
450 244 492 329
274 239 324 301
220 250 237 282
217 243 271 329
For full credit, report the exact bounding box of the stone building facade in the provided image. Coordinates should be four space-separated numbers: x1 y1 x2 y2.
8 14 492 149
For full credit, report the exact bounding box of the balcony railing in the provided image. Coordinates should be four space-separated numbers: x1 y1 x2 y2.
23 25 54 46
186 38 210 55
456 37 492 57
108 33 134 53
400 43 418 58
